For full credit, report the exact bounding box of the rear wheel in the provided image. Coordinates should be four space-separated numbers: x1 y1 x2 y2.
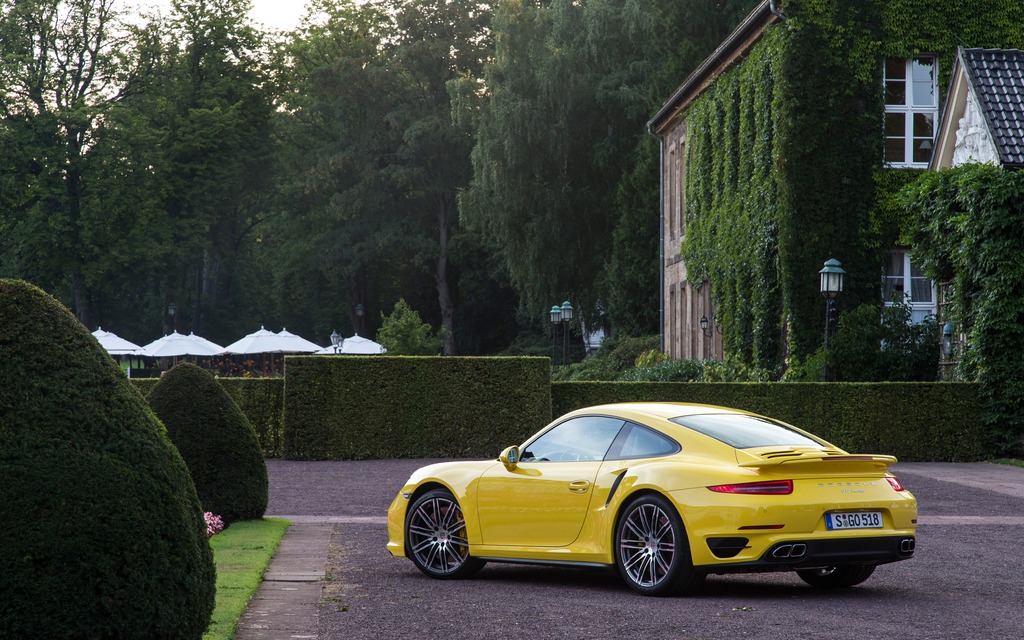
406 488 485 579
615 493 704 596
797 565 876 588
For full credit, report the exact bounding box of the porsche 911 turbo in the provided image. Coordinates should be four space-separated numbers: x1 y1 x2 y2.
386 402 917 596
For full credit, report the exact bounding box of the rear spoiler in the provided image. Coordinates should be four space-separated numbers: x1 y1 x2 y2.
736 449 896 470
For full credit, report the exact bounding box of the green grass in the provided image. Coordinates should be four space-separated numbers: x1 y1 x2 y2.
991 458 1024 468
203 517 291 640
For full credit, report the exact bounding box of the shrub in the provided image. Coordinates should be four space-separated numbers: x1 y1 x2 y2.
828 302 939 382
218 378 285 457
602 335 662 371
0 279 215 638
133 378 286 458
621 358 708 381
147 363 268 524
554 335 662 381
634 349 670 369
377 298 445 355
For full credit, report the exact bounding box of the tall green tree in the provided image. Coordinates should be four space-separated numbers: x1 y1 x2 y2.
0 0 157 327
277 0 495 354
462 0 758 337
272 0 411 341
154 0 278 340
384 0 493 355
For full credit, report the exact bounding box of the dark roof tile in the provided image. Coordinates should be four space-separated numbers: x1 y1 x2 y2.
961 48 1024 167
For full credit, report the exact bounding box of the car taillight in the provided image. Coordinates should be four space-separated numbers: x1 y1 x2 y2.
885 477 905 491
707 479 793 495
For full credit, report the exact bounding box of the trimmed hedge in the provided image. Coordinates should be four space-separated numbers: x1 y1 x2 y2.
218 378 285 458
147 363 268 525
553 381 985 461
283 356 552 459
133 377 284 457
130 364 988 462
0 280 215 638
132 377 159 396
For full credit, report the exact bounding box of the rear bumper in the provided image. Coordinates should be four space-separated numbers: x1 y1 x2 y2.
700 535 916 574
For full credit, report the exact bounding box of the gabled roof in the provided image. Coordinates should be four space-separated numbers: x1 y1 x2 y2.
933 48 1024 170
963 48 1024 168
648 1 780 134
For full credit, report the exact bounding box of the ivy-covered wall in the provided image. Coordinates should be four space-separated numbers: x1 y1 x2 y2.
906 165 1024 455
680 0 1024 372
683 28 784 372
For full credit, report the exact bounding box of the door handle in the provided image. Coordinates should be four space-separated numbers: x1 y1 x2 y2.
568 480 591 494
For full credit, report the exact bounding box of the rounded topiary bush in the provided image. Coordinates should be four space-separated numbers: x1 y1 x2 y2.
0 279 215 639
147 363 268 524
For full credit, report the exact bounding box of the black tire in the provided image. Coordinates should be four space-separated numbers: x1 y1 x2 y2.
797 564 876 588
405 488 485 579
614 493 704 596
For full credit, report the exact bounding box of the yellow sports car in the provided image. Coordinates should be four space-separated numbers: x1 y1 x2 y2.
386 403 917 596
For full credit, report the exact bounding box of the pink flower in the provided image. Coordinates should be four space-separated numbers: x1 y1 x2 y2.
205 512 225 538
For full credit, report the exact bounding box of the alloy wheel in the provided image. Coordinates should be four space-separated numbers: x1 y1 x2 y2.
619 502 677 588
407 493 472 576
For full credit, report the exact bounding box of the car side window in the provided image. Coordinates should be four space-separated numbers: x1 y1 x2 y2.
606 422 680 460
521 416 625 462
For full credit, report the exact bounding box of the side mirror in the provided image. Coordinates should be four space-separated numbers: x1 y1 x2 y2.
499 445 520 471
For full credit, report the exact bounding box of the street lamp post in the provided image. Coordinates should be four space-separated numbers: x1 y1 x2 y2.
560 301 573 368
330 329 344 354
548 301 575 370
549 305 562 368
168 302 177 334
819 258 846 379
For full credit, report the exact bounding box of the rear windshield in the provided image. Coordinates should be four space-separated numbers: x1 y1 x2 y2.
669 414 826 449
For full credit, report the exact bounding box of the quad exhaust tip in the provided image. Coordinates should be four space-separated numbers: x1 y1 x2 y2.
900 538 916 554
771 543 806 559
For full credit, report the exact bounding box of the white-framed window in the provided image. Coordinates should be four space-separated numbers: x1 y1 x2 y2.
884 56 938 167
883 250 936 323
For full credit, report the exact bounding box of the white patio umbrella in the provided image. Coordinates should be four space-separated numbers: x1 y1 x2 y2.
220 326 290 354
91 328 142 355
221 327 322 354
275 328 322 353
186 332 225 354
137 331 224 357
313 333 387 355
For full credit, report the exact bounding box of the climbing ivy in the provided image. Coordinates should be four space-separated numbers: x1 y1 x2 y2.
683 29 783 372
905 165 1024 455
681 0 1024 374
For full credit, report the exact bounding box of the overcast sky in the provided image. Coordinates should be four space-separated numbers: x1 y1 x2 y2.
248 0 308 31
129 0 310 32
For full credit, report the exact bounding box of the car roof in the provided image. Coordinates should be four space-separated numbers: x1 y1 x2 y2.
567 402 751 422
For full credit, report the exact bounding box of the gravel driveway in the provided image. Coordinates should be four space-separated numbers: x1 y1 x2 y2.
264 459 1024 640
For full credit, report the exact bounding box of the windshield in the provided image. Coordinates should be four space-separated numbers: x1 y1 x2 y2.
669 414 826 449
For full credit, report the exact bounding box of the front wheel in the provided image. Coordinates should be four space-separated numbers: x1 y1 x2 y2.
797 565 876 588
615 493 704 596
405 488 485 579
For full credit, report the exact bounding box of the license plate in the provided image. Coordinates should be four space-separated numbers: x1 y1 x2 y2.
826 511 883 530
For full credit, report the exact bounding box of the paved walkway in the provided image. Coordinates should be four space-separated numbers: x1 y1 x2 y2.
233 460 1024 639
234 523 333 640
234 458 421 640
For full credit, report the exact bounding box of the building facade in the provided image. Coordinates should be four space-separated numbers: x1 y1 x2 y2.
650 0 1024 371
